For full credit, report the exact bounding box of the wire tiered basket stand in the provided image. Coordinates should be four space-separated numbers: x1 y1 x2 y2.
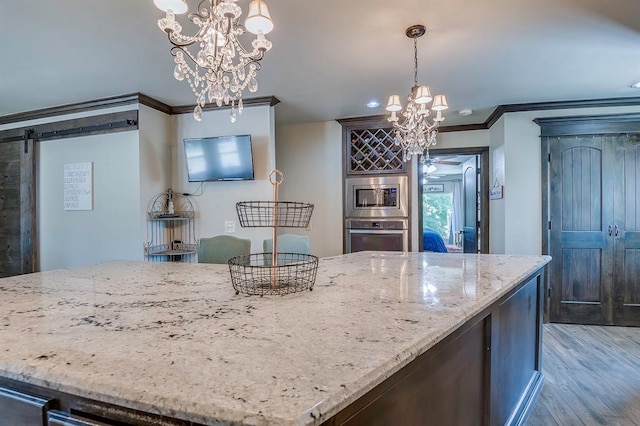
229 170 318 295
144 189 197 262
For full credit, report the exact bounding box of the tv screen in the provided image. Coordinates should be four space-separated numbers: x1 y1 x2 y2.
184 135 255 182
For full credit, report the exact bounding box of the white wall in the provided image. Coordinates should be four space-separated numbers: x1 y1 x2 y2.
172 105 276 253
275 121 343 258
488 117 506 254
37 130 141 270
138 105 173 247
0 105 143 271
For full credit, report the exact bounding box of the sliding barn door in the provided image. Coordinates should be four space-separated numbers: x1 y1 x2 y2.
549 136 615 324
613 135 640 325
0 137 36 277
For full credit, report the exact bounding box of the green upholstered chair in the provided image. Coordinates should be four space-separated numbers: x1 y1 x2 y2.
198 235 251 264
262 234 310 265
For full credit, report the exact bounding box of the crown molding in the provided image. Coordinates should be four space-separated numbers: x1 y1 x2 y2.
439 123 488 133
0 94 280 126
487 97 640 128
337 96 640 133
137 93 172 115
336 114 388 128
0 94 141 126
171 96 280 114
2 94 639 130
534 112 640 136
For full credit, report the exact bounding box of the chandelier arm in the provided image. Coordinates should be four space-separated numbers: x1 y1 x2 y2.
221 11 234 39
170 45 199 66
163 5 209 47
229 22 269 62
232 39 267 63
167 31 197 48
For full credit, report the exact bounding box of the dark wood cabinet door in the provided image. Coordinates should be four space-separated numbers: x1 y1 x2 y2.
613 136 640 325
549 136 615 324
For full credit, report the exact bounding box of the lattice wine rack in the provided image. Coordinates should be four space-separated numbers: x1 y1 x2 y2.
348 128 406 174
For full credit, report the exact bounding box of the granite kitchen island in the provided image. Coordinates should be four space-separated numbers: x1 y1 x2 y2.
0 252 550 425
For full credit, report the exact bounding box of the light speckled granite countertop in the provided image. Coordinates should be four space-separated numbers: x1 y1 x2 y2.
0 252 550 425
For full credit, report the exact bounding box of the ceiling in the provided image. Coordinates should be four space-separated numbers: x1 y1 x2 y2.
1 0 640 126
423 154 473 177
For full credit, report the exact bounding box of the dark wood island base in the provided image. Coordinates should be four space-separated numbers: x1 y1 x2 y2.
326 270 545 426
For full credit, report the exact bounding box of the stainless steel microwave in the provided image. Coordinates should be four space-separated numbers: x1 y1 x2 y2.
345 176 408 218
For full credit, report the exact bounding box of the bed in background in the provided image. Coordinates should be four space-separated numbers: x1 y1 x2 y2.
423 228 463 253
422 229 448 253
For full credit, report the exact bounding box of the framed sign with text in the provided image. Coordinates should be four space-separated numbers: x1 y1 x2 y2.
64 162 93 210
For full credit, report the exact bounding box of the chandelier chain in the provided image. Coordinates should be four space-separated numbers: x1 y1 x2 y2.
413 38 418 87
385 24 448 162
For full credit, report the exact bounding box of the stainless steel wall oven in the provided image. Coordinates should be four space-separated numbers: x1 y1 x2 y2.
345 218 409 253
344 175 409 253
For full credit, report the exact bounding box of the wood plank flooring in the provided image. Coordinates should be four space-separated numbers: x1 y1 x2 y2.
527 324 640 425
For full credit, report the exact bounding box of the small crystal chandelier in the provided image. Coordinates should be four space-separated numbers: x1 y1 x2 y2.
154 0 274 122
386 25 448 162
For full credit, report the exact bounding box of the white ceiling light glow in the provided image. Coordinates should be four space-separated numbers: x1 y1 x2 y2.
154 0 274 122
386 25 448 162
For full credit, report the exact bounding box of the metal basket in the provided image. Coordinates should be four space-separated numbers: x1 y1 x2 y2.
228 253 318 296
236 201 314 228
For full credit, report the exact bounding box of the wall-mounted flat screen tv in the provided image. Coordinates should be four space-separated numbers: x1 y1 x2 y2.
184 135 254 182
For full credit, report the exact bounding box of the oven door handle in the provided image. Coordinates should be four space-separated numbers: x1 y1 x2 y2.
348 229 405 234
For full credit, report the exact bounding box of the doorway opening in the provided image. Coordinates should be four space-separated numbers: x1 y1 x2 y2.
417 147 489 254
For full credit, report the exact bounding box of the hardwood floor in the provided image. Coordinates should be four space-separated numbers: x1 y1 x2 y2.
527 324 640 425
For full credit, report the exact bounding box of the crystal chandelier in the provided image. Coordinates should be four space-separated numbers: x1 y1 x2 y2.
154 0 274 122
386 25 448 162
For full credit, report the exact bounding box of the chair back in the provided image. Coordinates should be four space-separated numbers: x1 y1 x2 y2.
198 235 251 264
263 234 311 255
262 234 310 265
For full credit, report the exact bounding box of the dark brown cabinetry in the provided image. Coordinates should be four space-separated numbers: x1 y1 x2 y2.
538 114 640 325
326 270 545 425
338 117 407 175
339 117 411 253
